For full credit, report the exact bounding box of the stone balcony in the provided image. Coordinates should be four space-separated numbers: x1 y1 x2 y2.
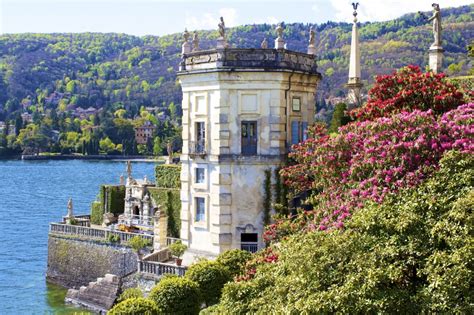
179 48 321 76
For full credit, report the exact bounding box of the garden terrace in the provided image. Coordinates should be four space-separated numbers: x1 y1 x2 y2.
49 222 153 244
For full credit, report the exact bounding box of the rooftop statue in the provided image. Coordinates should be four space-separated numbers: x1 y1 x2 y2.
183 28 190 43
261 38 268 49
309 26 315 46
276 23 283 39
218 17 226 39
192 31 199 51
419 3 442 48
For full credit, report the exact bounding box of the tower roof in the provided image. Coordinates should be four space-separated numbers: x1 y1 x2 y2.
178 48 321 77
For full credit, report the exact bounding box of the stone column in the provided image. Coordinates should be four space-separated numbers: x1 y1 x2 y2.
429 47 444 74
153 207 168 250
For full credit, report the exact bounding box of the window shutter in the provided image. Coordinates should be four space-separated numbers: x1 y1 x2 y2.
291 121 299 145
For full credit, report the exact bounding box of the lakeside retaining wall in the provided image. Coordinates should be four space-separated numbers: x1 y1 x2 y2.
46 235 138 289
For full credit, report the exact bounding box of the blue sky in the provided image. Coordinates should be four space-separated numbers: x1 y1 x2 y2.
1 0 472 36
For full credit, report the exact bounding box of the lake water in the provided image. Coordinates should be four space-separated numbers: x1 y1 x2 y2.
0 160 158 314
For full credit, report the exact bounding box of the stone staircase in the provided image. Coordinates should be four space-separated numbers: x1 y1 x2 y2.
65 273 121 312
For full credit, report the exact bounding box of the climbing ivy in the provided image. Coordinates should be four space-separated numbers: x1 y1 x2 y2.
263 169 272 226
155 164 181 188
148 187 181 238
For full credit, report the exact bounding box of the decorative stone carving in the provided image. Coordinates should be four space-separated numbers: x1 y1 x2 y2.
181 28 191 54
274 23 285 49
67 198 74 218
217 17 229 49
192 31 199 51
420 3 442 48
307 26 316 55
260 38 268 49
419 4 444 73
119 174 124 185
126 161 132 179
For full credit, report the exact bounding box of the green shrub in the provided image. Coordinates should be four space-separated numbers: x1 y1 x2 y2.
117 288 143 303
107 233 120 244
169 240 187 259
128 236 151 253
149 277 200 315
108 297 158 315
185 260 231 306
216 249 252 278
155 164 181 188
215 151 474 313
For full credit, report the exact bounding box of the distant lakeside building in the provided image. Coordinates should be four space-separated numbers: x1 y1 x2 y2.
134 120 156 144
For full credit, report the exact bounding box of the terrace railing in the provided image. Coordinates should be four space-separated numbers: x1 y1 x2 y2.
240 242 259 253
49 222 153 244
138 260 187 277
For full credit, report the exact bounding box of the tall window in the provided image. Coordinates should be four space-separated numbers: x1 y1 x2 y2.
241 121 257 155
195 197 205 222
195 122 205 153
291 121 308 145
195 168 205 184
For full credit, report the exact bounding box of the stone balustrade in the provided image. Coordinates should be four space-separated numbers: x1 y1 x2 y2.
143 248 171 263
138 260 187 277
49 222 153 244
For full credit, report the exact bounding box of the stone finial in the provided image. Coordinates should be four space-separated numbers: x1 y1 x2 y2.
144 175 148 184
119 174 124 185
261 38 268 49
275 23 285 49
181 28 191 54
307 26 316 55
67 197 74 218
192 31 199 51
352 2 359 22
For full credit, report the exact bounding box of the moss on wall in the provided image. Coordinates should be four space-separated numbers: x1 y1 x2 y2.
47 235 137 289
148 187 181 238
155 165 181 189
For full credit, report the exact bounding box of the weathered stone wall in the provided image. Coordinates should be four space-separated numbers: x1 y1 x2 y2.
47 235 138 289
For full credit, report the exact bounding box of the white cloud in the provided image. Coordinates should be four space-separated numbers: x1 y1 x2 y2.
185 7 238 31
316 0 474 23
255 16 279 25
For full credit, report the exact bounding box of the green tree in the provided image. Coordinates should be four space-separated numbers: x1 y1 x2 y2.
99 137 116 154
213 151 474 314
328 102 351 133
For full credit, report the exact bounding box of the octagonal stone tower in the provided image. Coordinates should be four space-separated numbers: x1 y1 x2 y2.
178 47 321 256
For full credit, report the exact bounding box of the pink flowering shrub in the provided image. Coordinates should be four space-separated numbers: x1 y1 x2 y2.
271 104 474 243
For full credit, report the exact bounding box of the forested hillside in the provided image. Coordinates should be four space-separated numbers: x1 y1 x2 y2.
0 5 472 121
0 5 472 156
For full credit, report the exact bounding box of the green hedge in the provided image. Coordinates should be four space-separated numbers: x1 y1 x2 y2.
155 164 181 189
90 201 103 225
148 187 180 238
90 185 125 225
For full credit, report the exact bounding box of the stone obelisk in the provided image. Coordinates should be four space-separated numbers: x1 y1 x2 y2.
346 2 363 109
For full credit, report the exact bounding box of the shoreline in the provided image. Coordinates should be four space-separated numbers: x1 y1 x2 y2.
0 154 167 162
